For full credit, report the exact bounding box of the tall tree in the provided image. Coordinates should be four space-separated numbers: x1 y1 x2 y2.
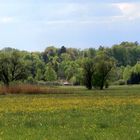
93 54 116 90
83 58 95 90
0 51 29 86
58 46 66 55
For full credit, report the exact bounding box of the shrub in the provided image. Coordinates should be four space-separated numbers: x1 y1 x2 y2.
113 79 125 85
37 81 62 86
127 72 140 85
105 82 109 88
26 76 37 84
118 79 126 85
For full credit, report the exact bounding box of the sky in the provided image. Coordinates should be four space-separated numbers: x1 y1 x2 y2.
0 0 140 51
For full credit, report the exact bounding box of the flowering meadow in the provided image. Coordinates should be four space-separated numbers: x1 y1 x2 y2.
0 85 139 139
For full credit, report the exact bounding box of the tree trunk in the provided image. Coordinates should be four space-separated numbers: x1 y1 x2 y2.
100 79 104 90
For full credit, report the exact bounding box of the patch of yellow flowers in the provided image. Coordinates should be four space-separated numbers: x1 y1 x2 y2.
0 95 139 113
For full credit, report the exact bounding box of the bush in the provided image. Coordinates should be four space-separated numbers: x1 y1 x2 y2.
127 72 140 85
26 76 37 84
105 82 109 88
114 79 126 85
119 80 126 85
37 81 62 86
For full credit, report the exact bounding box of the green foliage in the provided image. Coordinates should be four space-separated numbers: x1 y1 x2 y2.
44 65 57 81
122 63 140 84
127 72 140 84
83 58 95 90
114 79 126 85
27 76 36 84
110 42 140 66
70 76 76 85
132 62 140 73
35 69 43 81
109 66 124 82
93 54 116 90
0 42 140 88
123 65 132 81
0 51 29 86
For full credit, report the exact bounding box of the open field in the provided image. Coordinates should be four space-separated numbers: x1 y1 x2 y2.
0 85 140 139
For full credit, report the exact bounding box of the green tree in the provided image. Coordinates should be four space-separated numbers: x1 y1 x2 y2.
110 66 125 82
44 65 57 81
48 55 60 72
35 69 43 81
93 54 116 90
110 42 140 66
83 58 95 90
132 62 140 73
23 52 45 80
0 51 29 86
123 65 132 81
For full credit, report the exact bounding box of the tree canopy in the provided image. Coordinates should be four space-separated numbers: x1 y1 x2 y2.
0 41 140 88
0 51 29 86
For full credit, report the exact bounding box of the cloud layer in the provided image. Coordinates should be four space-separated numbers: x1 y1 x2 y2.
0 0 139 51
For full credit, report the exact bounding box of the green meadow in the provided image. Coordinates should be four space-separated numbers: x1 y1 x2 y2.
0 85 140 140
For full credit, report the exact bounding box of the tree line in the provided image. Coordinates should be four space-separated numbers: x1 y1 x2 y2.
0 41 140 89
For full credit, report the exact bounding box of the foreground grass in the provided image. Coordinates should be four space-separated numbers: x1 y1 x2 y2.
0 85 140 139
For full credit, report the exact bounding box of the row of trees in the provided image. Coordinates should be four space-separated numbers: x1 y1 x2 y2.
0 41 140 89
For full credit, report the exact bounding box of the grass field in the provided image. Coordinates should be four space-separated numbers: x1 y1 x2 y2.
0 85 140 140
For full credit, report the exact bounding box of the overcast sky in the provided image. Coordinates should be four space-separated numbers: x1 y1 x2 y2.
0 0 140 51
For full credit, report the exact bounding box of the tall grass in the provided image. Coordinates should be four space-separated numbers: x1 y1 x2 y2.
0 84 75 94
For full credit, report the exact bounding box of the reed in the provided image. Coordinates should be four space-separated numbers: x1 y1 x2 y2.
0 84 75 94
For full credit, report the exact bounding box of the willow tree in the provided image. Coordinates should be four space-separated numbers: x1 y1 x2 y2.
83 58 95 90
0 51 29 86
93 54 116 90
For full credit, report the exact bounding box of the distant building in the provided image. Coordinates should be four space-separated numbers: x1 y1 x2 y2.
63 81 72 86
